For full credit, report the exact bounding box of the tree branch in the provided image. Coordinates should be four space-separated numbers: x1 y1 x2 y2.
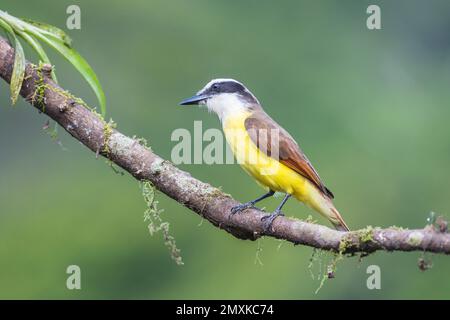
1 35 449 255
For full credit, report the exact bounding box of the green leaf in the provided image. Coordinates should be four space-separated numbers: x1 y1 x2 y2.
0 11 106 115
0 17 26 105
21 18 72 47
10 35 26 105
31 31 106 116
15 30 58 83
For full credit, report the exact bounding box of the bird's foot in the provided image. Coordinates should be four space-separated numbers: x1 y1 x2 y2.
230 202 255 215
261 210 284 233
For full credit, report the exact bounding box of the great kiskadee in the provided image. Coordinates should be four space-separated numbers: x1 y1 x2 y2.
180 79 349 232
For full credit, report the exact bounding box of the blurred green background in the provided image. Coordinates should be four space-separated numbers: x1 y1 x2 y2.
1 0 450 299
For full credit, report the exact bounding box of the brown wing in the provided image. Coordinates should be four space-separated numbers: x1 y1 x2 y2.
245 111 334 199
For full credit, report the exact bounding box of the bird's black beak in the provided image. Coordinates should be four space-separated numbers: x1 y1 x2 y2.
179 94 210 106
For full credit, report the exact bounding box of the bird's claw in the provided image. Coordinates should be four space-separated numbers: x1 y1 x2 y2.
230 202 254 215
261 210 284 233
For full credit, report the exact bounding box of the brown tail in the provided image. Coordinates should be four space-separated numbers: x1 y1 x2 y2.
330 207 350 231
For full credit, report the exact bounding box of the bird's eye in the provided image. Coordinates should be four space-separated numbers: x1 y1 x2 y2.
212 84 219 90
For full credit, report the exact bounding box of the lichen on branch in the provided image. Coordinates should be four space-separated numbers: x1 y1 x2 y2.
142 180 183 265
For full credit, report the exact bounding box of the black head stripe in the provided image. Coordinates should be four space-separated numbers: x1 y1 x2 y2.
206 80 258 104
218 81 246 93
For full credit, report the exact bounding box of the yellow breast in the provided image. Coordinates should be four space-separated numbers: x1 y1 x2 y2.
222 112 310 201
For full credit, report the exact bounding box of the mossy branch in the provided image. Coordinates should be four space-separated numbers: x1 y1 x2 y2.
1 35 450 257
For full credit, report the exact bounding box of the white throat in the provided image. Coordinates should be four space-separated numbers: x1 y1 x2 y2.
205 93 248 122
